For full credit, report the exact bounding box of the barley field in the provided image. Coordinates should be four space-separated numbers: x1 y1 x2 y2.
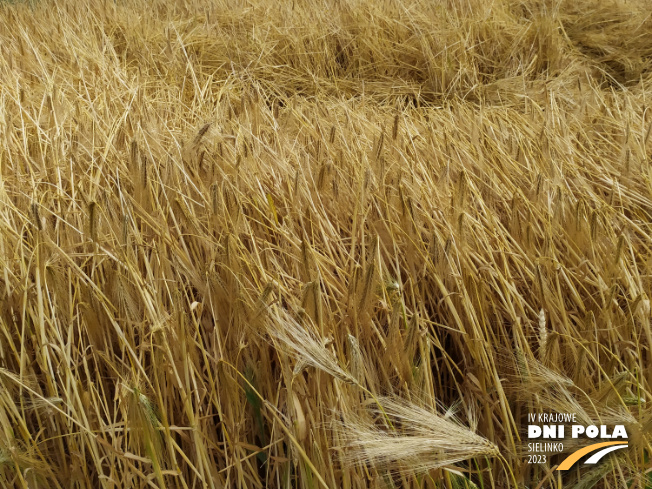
0 0 651 487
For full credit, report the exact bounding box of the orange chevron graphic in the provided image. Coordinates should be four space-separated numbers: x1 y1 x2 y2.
557 442 628 471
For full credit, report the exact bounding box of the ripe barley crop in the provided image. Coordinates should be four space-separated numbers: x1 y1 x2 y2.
0 0 651 487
